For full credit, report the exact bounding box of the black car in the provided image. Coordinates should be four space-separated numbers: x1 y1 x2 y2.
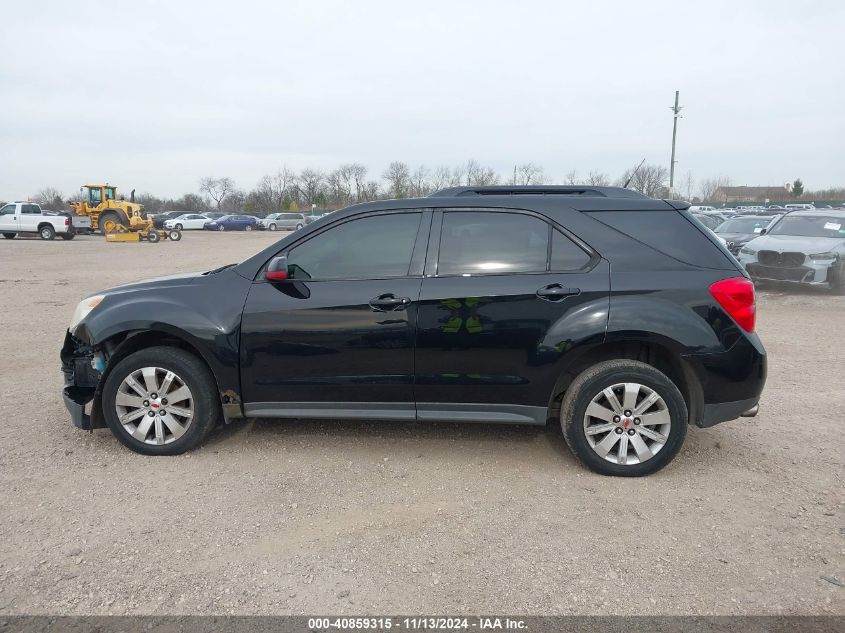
152 211 187 228
714 214 779 255
61 185 766 476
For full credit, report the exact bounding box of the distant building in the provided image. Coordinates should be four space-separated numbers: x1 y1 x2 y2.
713 185 792 204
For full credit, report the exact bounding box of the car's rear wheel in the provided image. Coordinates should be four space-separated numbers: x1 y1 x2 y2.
102 346 221 455
245 224 253 231
39 225 56 240
296 223 304 230
60 233 75 240
560 360 688 477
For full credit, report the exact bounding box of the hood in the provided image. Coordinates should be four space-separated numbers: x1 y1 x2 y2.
747 234 845 253
97 271 207 296
717 232 759 244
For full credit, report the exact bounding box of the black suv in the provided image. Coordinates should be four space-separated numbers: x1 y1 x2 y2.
61 186 766 476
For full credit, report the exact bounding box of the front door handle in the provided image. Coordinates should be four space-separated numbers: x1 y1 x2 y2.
369 293 411 311
536 284 581 302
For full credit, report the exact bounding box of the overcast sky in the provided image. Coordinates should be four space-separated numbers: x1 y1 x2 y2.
1 0 843 200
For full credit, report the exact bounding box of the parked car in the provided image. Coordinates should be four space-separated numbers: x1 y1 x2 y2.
61 185 765 476
738 210 845 292
0 202 79 240
164 214 211 231
714 215 779 255
260 213 308 231
203 214 259 231
691 212 724 231
151 211 186 229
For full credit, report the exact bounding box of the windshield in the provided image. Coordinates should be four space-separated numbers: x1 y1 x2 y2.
716 217 773 233
768 216 845 238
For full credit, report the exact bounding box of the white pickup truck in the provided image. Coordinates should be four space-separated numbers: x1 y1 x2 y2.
0 202 90 240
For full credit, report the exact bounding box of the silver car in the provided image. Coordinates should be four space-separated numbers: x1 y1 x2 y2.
737 210 845 292
259 213 307 231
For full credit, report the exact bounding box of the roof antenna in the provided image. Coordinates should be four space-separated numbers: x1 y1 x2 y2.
623 158 647 189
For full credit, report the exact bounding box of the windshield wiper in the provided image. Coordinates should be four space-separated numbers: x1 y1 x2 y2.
204 263 237 275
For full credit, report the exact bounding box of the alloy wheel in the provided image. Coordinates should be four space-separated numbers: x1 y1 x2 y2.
115 367 194 445
582 382 671 465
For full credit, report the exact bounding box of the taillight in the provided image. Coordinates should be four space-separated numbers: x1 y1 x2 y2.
64 218 70 225
709 277 756 333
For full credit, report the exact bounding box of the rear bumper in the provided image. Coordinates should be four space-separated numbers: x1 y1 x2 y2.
682 334 767 428
700 397 760 428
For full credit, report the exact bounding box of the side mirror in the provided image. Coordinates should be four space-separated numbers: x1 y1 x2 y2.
265 255 289 281
760 228 767 235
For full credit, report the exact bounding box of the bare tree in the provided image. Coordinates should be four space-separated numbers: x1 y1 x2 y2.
586 171 610 186
347 163 368 202
409 165 431 197
617 164 669 197
252 167 296 212
33 187 65 210
465 159 499 186
382 161 411 198
563 169 579 185
514 163 544 185
221 189 246 213
698 176 732 203
297 168 326 207
199 176 236 210
680 171 695 201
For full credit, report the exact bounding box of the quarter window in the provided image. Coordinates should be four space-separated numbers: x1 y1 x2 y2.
438 211 548 275
551 229 591 270
286 213 422 280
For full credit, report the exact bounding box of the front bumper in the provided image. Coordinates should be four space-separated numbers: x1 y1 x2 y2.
60 331 104 430
743 259 837 287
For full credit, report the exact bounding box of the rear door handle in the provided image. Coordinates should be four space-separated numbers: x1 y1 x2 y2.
536 284 581 301
369 293 411 311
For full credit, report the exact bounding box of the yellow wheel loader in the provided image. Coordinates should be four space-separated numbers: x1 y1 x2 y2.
69 184 181 243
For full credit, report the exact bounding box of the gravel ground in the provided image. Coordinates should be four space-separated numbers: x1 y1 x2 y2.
0 231 842 615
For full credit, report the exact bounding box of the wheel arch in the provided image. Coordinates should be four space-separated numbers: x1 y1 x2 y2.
547 337 703 426
90 328 240 428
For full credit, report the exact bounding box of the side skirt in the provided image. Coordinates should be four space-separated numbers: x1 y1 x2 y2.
242 402 548 425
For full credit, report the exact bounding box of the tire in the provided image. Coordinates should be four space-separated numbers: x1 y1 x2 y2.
99 212 125 235
268 223 277 231
560 360 688 477
296 223 303 230
2 233 16 239
245 224 253 231
147 230 161 243
218 225 225 231
174 223 183 231
39 225 56 240
168 229 182 241
60 233 75 240
829 263 845 295
101 346 222 455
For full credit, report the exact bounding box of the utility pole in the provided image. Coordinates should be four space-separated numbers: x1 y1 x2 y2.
669 90 683 196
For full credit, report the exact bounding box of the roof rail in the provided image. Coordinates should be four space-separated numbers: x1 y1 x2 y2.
429 185 648 199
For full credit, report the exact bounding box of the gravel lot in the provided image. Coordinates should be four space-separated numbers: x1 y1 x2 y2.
0 231 842 616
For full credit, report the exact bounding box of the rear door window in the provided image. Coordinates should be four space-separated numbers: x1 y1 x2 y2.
437 211 549 276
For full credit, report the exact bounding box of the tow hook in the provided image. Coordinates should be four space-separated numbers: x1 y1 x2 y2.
91 352 106 373
740 404 759 418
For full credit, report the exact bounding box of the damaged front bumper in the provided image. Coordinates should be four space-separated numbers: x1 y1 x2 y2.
60 331 105 430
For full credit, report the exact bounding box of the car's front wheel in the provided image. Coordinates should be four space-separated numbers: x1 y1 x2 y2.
2 232 16 239
560 360 688 477
268 223 277 231
101 346 221 455
218 225 225 231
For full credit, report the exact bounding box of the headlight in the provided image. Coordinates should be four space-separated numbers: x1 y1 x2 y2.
809 252 837 261
739 247 757 255
70 294 106 331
